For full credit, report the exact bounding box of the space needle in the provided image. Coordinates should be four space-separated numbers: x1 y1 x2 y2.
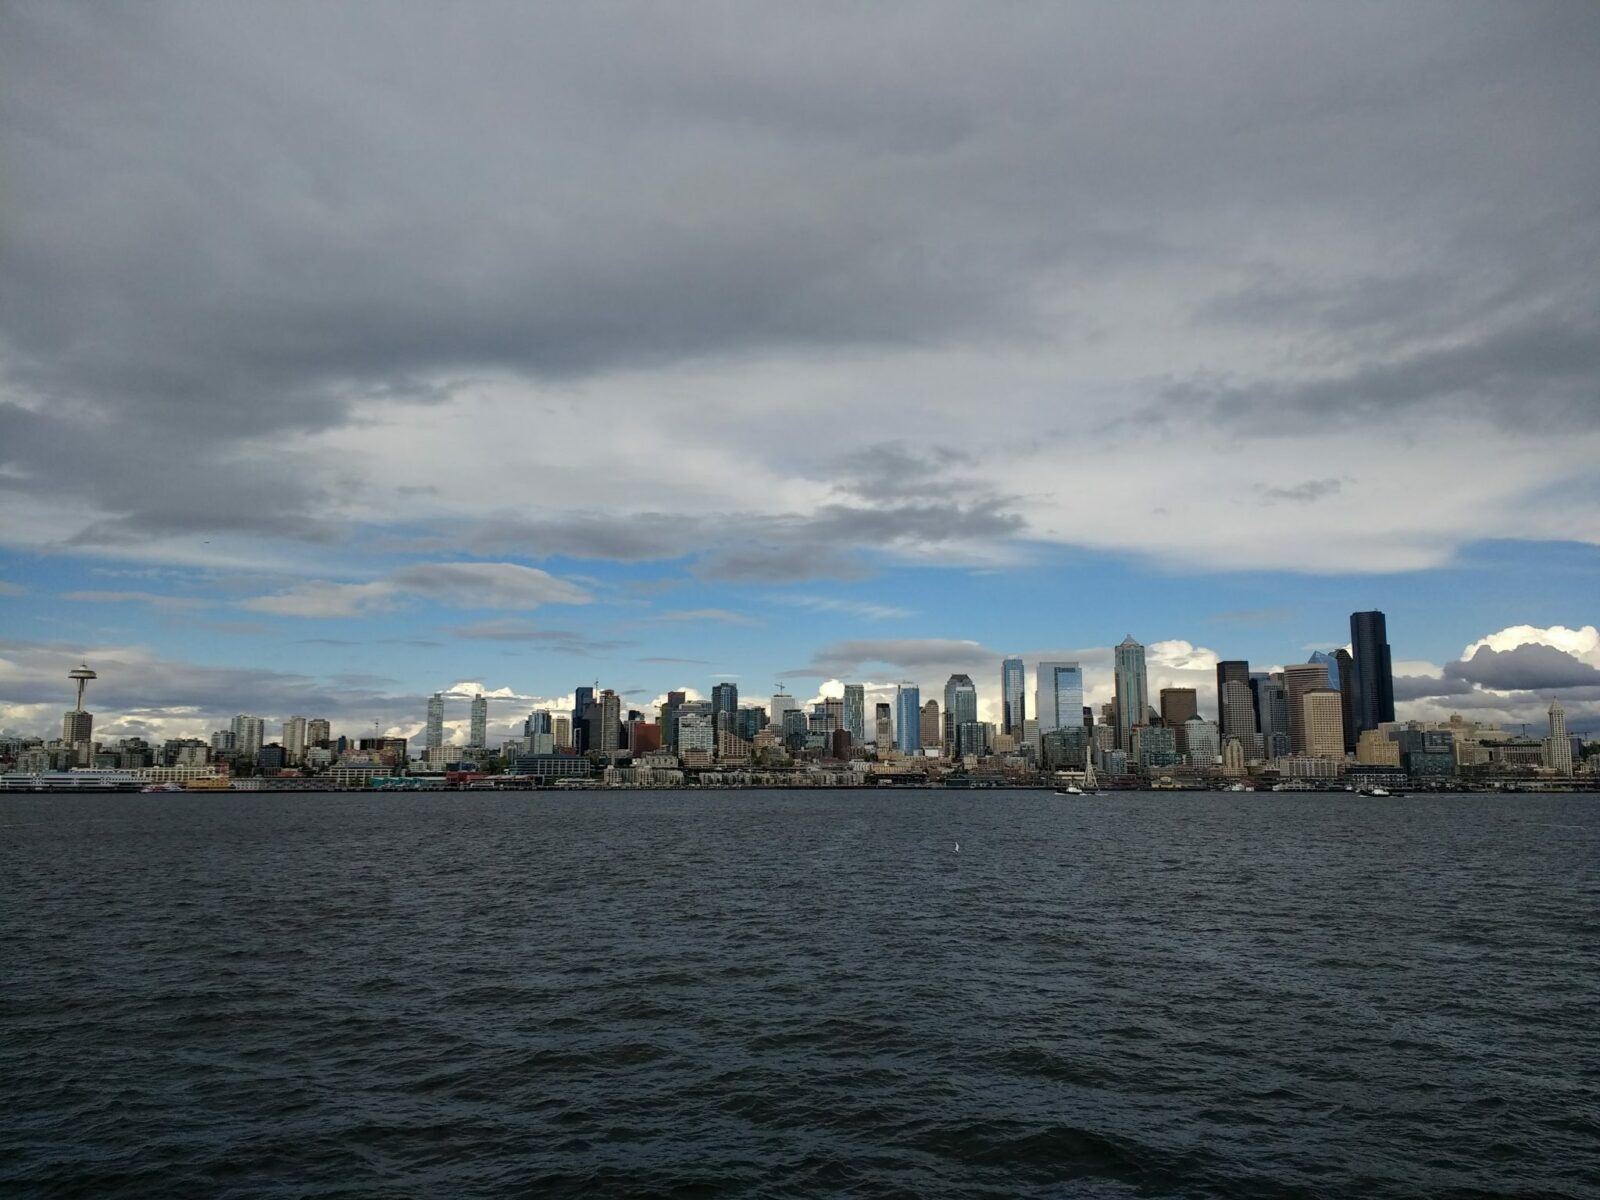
63 663 98 753
68 663 97 711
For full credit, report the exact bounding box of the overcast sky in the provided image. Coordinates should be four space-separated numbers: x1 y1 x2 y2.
2 2 1597 743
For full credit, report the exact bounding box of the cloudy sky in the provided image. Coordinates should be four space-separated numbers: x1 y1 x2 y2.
2 2 1597 745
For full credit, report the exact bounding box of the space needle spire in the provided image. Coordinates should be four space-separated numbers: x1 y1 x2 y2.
63 663 99 762
68 663 97 712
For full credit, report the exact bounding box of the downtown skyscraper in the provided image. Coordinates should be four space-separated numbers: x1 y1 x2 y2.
1545 698 1572 775
1001 657 1025 740
282 715 308 765
425 692 445 752
942 674 977 756
1114 636 1148 752
1350 610 1396 733
1332 647 1357 751
231 714 265 759
842 684 866 745
1251 673 1290 759
894 683 921 754
711 681 739 738
572 686 595 755
1215 660 1257 741
1035 662 1084 735
1282 661 1330 754
469 693 488 748
874 702 893 748
595 689 622 755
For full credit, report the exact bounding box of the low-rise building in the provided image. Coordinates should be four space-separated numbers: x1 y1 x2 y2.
1274 754 1342 780
1356 729 1402 766
507 753 591 781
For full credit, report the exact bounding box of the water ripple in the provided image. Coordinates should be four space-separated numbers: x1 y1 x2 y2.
3 790 1597 1198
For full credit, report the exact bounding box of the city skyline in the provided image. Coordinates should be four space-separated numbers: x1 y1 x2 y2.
7 614 1596 751
2 5 1599 746
14 608 1591 791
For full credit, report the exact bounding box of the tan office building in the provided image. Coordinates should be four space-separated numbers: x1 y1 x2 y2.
1283 662 1331 753
1302 689 1346 758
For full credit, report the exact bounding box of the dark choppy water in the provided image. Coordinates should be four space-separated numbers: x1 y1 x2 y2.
2 790 1598 1199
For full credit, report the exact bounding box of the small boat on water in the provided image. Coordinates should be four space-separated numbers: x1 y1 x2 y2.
141 782 186 793
1055 762 1099 796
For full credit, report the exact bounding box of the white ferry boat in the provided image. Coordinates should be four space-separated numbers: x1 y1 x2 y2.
1 770 141 793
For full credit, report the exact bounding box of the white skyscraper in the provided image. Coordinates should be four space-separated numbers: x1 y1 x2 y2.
426 692 446 751
771 692 799 727
231 714 265 758
469 694 488 748
283 715 308 764
677 712 714 755
1545 698 1572 775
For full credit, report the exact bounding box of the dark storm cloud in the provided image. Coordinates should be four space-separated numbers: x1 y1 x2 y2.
1166 309 1600 433
445 618 632 656
0 404 335 545
1445 643 1600 691
800 500 1025 547
820 443 981 503
792 638 1001 680
1392 675 1476 703
3 2 1598 551
465 514 690 563
1 4 1077 438
691 543 871 585
465 497 1022 581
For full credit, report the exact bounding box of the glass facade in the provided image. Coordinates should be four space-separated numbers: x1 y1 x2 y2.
1113 637 1148 752
1034 662 1084 735
895 684 922 753
943 674 978 753
842 684 866 744
711 682 739 737
1001 657 1025 738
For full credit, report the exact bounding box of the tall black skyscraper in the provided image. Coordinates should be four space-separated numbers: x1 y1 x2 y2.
1332 647 1358 751
1349 610 1395 732
572 685 595 754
